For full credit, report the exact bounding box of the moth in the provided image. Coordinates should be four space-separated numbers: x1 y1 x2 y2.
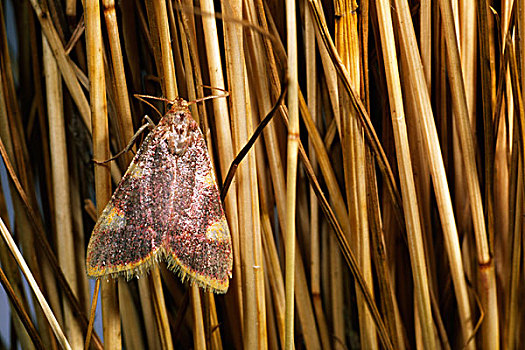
86 98 233 294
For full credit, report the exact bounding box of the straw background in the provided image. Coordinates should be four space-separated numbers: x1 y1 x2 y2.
0 0 523 349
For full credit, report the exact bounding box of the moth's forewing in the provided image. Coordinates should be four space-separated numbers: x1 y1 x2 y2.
86 124 177 279
163 113 232 293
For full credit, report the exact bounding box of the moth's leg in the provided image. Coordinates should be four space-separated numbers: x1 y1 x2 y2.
93 116 156 164
220 80 288 201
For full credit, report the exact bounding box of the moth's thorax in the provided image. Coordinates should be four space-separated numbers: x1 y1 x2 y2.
158 109 195 155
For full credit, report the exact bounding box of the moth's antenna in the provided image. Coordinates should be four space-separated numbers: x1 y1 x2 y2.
134 94 169 118
200 85 228 94
134 94 172 103
188 87 230 106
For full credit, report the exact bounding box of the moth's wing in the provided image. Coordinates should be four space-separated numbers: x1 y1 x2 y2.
86 127 177 279
164 123 233 293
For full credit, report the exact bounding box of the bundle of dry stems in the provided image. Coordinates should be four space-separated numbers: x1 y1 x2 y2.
0 0 524 349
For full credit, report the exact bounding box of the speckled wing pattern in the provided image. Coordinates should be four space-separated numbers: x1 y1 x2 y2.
86 103 233 293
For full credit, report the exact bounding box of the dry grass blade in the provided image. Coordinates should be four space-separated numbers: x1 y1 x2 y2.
85 0 120 349
505 35 525 349
439 0 500 346
43 31 83 349
151 266 174 350
84 279 100 350
220 79 287 201
0 217 71 350
0 266 45 350
375 0 437 347
28 0 91 131
220 1 257 347
284 0 299 347
102 0 135 166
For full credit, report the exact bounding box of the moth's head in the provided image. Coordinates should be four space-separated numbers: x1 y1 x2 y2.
166 97 188 111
